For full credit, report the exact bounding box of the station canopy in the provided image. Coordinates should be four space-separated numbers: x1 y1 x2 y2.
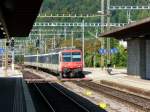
100 17 150 40
0 0 43 38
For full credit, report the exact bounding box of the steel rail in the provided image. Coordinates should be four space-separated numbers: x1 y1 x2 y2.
49 83 90 112
33 83 56 112
73 81 150 111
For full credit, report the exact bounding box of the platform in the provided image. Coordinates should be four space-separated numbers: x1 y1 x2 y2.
0 67 23 77
0 78 35 112
85 68 150 98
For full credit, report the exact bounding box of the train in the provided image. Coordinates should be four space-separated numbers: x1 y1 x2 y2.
24 48 84 78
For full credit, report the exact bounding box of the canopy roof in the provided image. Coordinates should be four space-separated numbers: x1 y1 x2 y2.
100 17 150 39
0 0 43 38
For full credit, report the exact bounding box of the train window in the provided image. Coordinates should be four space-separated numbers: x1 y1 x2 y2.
33 56 36 62
52 54 59 64
49 55 52 63
45 56 49 63
31 56 36 62
55 54 59 64
72 52 81 62
52 55 54 64
39 56 45 63
62 52 71 62
42 56 46 63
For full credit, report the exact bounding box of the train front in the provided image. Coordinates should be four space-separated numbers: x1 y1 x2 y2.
61 49 83 78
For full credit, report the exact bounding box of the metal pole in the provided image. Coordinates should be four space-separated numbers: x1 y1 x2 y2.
24 40 26 55
107 0 111 67
4 39 8 76
127 10 131 23
51 38 53 49
101 0 105 70
39 29 41 52
94 29 98 68
82 19 85 68
25 39 27 55
71 31 74 47
11 49 14 71
1 40 4 69
36 49 38 70
44 38 47 53
64 27 67 47
64 27 67 41
54 34 56 49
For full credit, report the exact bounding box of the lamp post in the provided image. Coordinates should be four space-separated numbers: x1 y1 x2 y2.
11 37 15 71
97 0 111 70
97 0 105 70
71 31 74 48
5 39 8 76
36 39 40 70
107 0 111 68
82 19 85 68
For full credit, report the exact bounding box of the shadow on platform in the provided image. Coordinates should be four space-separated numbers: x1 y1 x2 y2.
83 71 92 75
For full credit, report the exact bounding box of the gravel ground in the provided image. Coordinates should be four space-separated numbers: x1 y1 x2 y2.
61 81 146 112
23 68 146 112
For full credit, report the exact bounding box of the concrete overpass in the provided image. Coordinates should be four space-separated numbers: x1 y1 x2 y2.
0 0 43 38
101 17 150 80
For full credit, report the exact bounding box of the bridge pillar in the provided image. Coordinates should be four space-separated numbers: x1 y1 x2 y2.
146 39 150 79
127 39 146 79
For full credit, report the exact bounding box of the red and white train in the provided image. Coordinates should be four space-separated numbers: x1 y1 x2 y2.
24 48 84 78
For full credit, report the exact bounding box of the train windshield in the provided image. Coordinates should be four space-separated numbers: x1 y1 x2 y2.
72 52 81 62
62 52 71 62
62 52 81 62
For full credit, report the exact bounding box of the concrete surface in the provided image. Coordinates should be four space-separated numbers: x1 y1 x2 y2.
85 67 150 92
0 67 22 77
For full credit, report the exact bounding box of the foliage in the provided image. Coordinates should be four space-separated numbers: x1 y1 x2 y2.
15 55 24 64
111 45 127 67
16 0 150 67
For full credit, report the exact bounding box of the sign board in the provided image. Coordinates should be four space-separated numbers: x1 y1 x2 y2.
0 48 4 54
110 48 118 54
98 48 106 55
98 48 118 55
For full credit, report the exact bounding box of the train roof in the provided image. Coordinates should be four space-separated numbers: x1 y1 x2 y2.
49 47 81 52
24 48 81 57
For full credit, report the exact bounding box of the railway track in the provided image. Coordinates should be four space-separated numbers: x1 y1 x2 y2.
28 82 104 112
22 69 150 111
22 69 104 112
22 70 50 83
72 80 150 111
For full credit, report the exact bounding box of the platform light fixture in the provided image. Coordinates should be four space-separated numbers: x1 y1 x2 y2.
3 32 6 35
97 11 104 14
0 27 4 30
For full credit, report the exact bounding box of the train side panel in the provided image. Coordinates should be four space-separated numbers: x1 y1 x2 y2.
24 48 84 78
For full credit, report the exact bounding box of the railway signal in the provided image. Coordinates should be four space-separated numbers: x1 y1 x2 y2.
10 37 15 52
10 38 14 47
36 39 40 48
10 37 15 71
